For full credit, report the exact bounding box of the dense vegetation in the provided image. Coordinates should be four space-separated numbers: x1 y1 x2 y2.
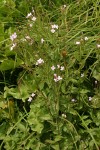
0 0 100 149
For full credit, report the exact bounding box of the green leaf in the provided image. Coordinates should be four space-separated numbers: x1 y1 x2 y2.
4 86 21 99
51 144 60 150
0 59 23 71
4 86 29 101
80 89 90 94
93 70 100 81
17 122 26 132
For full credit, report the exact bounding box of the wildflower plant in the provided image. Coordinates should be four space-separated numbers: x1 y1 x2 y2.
0 0 100 150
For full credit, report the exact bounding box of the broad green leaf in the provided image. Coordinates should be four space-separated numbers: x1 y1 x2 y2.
17 122 26 132
80 89 90 94
51 144 60 150
0 59 23 71
93 70 100 81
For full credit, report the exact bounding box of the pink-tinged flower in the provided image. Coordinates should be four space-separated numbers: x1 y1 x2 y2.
60 66 64 71
54 74 62 82
31 93 35 97
31 16 36 21
10 43 16 51
57 64 60 68
28 96 32 102
51 29 55 33
36 58 44 65
41 38 45 44
51 24 58 29
88 97 92 101
26 13 32 18
75 41 80 45
10 32 17 41
51 66 56 70
84 37 88 41
97 44 100 48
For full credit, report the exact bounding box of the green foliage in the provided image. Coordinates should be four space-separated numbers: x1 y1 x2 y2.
0 0 100 149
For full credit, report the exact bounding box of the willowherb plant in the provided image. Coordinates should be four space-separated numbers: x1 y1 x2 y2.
0 0 100 150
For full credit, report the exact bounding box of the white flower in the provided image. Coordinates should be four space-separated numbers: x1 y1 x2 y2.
60 66 64 71
26 13 32 18
51 29 55 33
25 36 31 40
81 73 84 77
51 24 58 29
36 58 44 65
51 66 56 70
31 93 35 97
28 96 32 102
10 32 17 41
41 38 45 44
32 8 34 13
57 64 60 68
63 5 66 8
88 97 92 101
97 44 100 48
54 74 62 82
62 114 66 118
75 41 80 45
54 78 58 82
29 24 33 27
31 16 36 21
84 37 88 41
57 76 62 80
95 80 97 84
10 43 16 51
71 98 76 102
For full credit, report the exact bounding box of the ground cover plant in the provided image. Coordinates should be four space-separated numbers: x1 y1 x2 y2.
0 0 100 149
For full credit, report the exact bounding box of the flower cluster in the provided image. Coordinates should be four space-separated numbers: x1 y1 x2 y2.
28 93 35 102
51 24 58 33
26 8 36 27
36 58 44 65
51 64 64 82
54 74 62 82
10 32 17 41
26 12 36 22
10 32 17 51
88 97 92 101
62 113 66 118
84 36 88 41
51 64 64 71
75 36 88 45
